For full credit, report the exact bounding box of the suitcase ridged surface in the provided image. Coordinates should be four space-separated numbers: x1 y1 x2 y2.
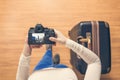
69 21 111 74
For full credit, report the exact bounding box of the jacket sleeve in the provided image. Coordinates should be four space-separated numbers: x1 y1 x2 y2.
16 53 31 80
66 39 101 80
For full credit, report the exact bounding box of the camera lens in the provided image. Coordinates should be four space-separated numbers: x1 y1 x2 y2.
35 24 44 33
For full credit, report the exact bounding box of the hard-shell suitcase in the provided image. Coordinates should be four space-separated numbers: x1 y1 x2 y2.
69 21 111 74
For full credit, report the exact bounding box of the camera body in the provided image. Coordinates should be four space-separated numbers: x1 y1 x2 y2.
28 24 56 45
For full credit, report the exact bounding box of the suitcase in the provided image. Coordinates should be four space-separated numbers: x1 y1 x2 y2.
69 21 111 74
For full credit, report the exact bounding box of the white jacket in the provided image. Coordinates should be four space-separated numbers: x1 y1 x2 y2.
16 39 101 80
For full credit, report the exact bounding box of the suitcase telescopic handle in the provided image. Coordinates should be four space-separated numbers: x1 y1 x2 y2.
77 32 91 50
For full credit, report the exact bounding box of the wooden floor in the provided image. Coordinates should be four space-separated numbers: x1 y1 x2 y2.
0 0 120 80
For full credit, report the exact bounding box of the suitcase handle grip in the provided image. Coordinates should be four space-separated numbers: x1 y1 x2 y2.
77 32 91 50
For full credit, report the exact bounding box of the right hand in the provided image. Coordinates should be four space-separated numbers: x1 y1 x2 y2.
49 29 67 45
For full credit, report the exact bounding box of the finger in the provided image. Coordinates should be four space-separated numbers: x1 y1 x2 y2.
30 45 36 48
30 45 42 48
54 29 59 33
34 46 40 48
35 45 42 48
54 29 59 36
49 37 58 42
31 45 35 48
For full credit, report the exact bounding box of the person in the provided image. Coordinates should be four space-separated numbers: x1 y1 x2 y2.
16 29 101 80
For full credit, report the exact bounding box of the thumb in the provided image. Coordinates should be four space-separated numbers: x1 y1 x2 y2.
49 37 58 42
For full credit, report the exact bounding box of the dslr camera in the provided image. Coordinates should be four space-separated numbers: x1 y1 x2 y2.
28 24 56 45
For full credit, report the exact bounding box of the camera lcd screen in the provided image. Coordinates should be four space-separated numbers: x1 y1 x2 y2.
32 33 45 43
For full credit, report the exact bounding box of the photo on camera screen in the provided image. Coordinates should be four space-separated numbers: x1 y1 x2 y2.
32 33 45 43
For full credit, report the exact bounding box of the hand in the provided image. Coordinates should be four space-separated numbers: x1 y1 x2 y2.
22 36 42 57
49 29 67 44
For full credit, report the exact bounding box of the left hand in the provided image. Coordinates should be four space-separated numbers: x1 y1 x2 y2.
22 36 42 56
